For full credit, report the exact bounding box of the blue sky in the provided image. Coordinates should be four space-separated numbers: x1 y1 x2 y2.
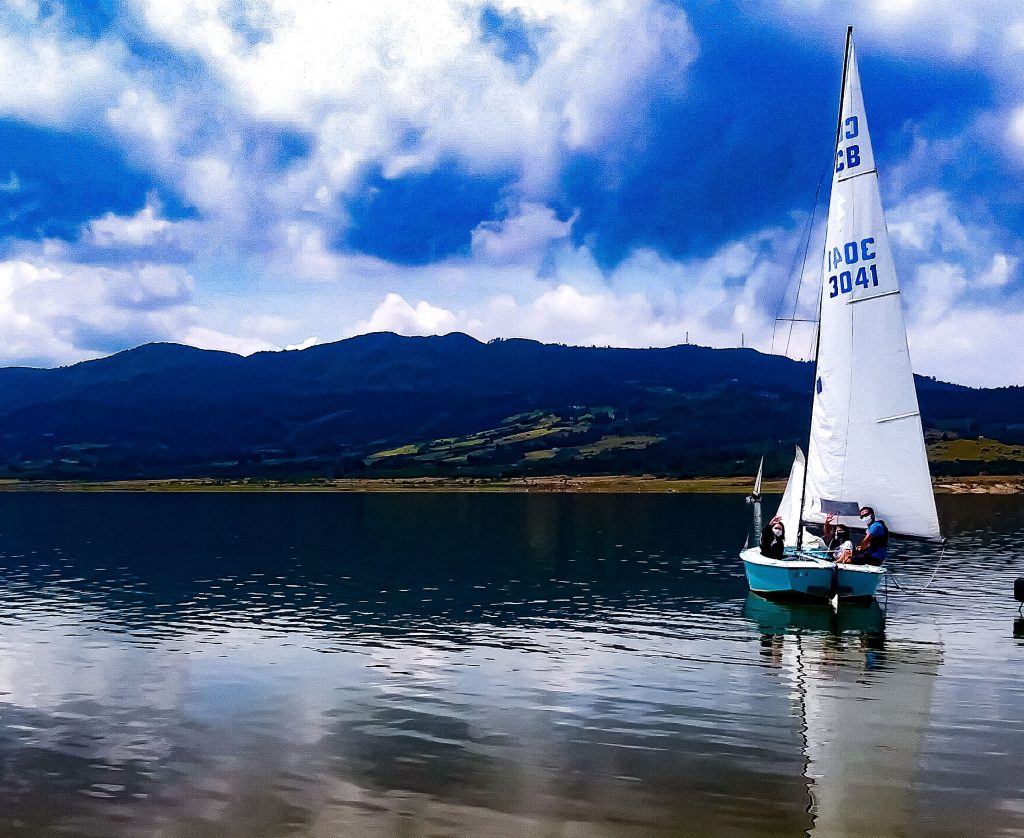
0 0 1021 385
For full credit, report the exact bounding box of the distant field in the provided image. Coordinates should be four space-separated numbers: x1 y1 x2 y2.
927 437 1024 463
364 410 665 472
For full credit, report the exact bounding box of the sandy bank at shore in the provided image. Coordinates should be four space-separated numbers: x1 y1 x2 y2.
0 475 1021 494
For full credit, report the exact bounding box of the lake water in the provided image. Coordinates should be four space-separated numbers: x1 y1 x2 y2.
0 492 1021 837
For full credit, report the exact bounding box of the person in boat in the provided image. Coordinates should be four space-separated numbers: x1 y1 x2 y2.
840 506 888 565
759 516 786 559
823 513 854 563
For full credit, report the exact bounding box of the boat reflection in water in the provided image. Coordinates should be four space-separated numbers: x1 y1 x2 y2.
745 592 886 639
744 593 942 837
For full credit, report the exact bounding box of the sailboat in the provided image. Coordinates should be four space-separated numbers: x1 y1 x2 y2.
746 456 763 503
740 27 943 600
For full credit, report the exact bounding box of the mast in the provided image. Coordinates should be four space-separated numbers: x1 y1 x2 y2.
797 25 853 550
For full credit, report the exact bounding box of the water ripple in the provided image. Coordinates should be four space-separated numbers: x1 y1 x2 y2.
0 492 1020 835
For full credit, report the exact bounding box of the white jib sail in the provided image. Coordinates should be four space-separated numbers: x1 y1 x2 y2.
803 33 941 541
776 446 805 547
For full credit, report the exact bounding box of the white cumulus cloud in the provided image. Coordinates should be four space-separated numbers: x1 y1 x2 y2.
354 292 462 337
471 203 577 264
84 195 180 249
0 26 127 128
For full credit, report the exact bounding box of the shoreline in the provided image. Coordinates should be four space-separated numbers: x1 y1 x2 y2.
0 475 1021 494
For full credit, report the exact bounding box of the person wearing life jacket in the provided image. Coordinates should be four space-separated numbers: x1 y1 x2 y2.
842 505 888 565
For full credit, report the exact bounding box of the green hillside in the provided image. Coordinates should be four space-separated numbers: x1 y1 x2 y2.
0 333 1021 480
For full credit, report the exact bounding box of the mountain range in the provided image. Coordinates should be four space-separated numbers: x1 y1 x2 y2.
0 332 1021 481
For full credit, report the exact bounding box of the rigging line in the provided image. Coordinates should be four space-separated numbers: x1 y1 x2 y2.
807 319 820 364
781 168 827 360
884 541 948 595
771 208 811 355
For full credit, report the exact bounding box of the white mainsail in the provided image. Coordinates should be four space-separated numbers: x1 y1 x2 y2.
752 456 763 497
803 31 941 541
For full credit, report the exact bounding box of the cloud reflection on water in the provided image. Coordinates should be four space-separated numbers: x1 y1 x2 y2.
0 492 1021 836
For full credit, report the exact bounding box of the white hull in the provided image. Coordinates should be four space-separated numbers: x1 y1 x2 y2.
740 546 883 600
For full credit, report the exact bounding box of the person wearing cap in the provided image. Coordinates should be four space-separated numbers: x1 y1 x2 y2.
844 505 888 565
759 516 786 559
823 512 854 563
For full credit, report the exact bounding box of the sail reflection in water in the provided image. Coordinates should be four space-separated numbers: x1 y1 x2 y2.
0 492 1022 836
746 594 941 836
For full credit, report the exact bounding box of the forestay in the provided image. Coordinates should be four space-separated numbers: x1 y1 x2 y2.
803 34 941 541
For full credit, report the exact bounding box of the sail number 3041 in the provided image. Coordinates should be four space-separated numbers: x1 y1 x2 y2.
827 237 878 298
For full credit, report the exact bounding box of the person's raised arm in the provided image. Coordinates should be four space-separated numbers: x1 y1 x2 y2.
824 512 836 543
